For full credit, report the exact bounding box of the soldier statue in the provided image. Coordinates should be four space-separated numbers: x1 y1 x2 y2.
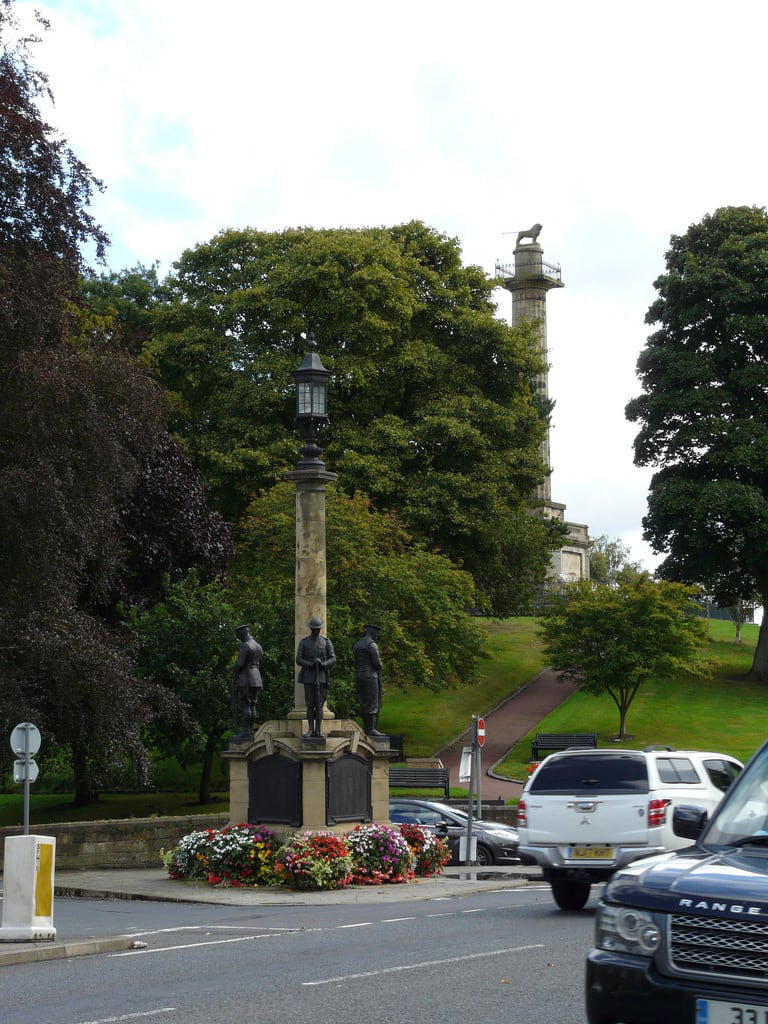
232 624 263 740
353 623 385 736
296 616 336 738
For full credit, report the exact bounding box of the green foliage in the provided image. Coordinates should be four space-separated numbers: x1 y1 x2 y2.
539 578 709 738
126 572 241 802
587 535 645 587
626 206 768 679
232 482 486 721
128 222 563 614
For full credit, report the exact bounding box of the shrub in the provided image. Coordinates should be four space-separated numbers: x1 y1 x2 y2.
274 832 353 890
399 823 451 876
346 823 415 884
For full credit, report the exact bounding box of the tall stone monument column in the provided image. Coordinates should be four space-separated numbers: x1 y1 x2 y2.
498 230 564 505
496 225 590 579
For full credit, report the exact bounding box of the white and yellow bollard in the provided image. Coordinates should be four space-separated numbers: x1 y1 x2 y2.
0 835 56 941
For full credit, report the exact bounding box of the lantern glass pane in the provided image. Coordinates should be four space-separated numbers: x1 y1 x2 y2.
312 382 326 415
298 382 312 415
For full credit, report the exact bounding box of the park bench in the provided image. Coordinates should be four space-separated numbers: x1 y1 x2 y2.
389 765 450 798
531 732 598 760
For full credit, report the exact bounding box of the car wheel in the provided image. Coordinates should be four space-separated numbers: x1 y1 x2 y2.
550 880 590 911
476 844 494 867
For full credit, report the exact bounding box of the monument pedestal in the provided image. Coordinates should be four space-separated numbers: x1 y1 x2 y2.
223 718 391 833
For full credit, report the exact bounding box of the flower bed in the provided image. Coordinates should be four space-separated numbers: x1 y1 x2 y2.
161 824 277 886
163 820 450 890
345 823 415 884
273 831 353 890
398 823 451 876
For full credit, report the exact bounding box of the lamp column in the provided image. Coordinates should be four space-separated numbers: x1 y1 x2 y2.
285 339 336 723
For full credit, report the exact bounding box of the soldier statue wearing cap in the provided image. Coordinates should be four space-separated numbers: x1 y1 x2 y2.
354 623 385 736
232 625 263 740
296 617 336 738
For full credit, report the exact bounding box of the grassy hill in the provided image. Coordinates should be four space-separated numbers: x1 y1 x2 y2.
378 616 545 756
494 618 765 780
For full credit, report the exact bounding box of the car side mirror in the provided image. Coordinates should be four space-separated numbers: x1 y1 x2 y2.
435 821 449 833
673 804 708 841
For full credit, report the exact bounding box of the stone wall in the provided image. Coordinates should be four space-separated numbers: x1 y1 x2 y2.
0 813 229 871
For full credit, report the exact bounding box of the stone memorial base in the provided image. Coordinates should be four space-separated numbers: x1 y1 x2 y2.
223 718 391 834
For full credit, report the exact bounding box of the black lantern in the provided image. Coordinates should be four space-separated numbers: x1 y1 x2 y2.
292 334 330 468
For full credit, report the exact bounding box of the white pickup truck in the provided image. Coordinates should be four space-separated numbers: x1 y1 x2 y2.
517 747 742 910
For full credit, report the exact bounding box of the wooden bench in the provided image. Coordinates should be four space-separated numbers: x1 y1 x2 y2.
389 766 450 798
531 732 597 760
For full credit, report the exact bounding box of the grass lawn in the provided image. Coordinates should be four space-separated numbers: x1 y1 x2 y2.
0 791 230 829
495 619 766 780
378 616 545 756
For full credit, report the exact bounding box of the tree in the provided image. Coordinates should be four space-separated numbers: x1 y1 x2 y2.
0 3 231 803
231 482 487 721
127 572 241 805
539 578 708 739
626 206 768 681
132 223 564 614
587 535 644 587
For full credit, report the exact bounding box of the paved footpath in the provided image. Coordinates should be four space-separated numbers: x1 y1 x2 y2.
438 670 577 800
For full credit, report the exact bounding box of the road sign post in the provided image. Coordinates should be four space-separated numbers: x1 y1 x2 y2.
10 722 41 835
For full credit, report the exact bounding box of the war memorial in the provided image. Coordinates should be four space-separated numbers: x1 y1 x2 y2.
223 339 392 832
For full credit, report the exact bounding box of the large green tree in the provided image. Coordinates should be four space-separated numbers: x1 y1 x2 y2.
587 535 645 587
626 206 768 680
540 579 709 739
231 482 487 721
128 223 563 614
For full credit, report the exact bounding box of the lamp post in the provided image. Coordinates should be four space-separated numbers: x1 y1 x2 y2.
286 335 337 719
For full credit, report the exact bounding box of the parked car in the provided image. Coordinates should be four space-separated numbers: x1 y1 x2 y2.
388 797 519 866
587 739 768 1024
517 746 743 910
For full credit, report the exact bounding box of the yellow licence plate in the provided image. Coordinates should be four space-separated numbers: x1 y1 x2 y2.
569 846 613 859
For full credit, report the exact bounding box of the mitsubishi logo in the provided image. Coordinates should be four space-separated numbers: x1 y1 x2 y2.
580 817 591 825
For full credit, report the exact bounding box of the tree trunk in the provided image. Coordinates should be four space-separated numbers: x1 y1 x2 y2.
197 735 218 805
72 741 99 806
618 703 628 740
748 602 768 681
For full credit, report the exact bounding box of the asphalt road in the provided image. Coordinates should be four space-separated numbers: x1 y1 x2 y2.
1 887 598 1024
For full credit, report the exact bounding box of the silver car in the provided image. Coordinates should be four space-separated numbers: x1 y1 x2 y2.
389 798 519 866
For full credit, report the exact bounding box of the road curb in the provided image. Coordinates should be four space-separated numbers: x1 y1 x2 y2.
0 934 134 967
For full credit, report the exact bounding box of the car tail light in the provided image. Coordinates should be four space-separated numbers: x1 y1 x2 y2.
517 799 527 827
648 798 671 827
528 761 541 776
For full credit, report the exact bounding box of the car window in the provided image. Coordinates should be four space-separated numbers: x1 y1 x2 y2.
413 809 446 826
704 759 734 793
656 757 701 785
529 753 649 794
725 760 743 783
389 807 421 823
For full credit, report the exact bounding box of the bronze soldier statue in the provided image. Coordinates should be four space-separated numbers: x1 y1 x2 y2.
354 623 385 736
232 625 263 740
296 616 336 738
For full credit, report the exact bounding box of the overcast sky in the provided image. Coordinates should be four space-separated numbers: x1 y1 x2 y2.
21 0 768 571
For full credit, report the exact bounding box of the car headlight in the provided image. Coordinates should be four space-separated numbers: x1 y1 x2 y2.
484 829 517 840
596 904 662 956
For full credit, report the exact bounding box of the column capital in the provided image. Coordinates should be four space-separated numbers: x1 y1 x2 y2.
285 468 338 487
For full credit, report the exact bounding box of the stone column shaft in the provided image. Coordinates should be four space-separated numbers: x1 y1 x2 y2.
285 467 337 715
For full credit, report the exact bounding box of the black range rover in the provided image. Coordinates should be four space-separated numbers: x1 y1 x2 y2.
587 738 768 1024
